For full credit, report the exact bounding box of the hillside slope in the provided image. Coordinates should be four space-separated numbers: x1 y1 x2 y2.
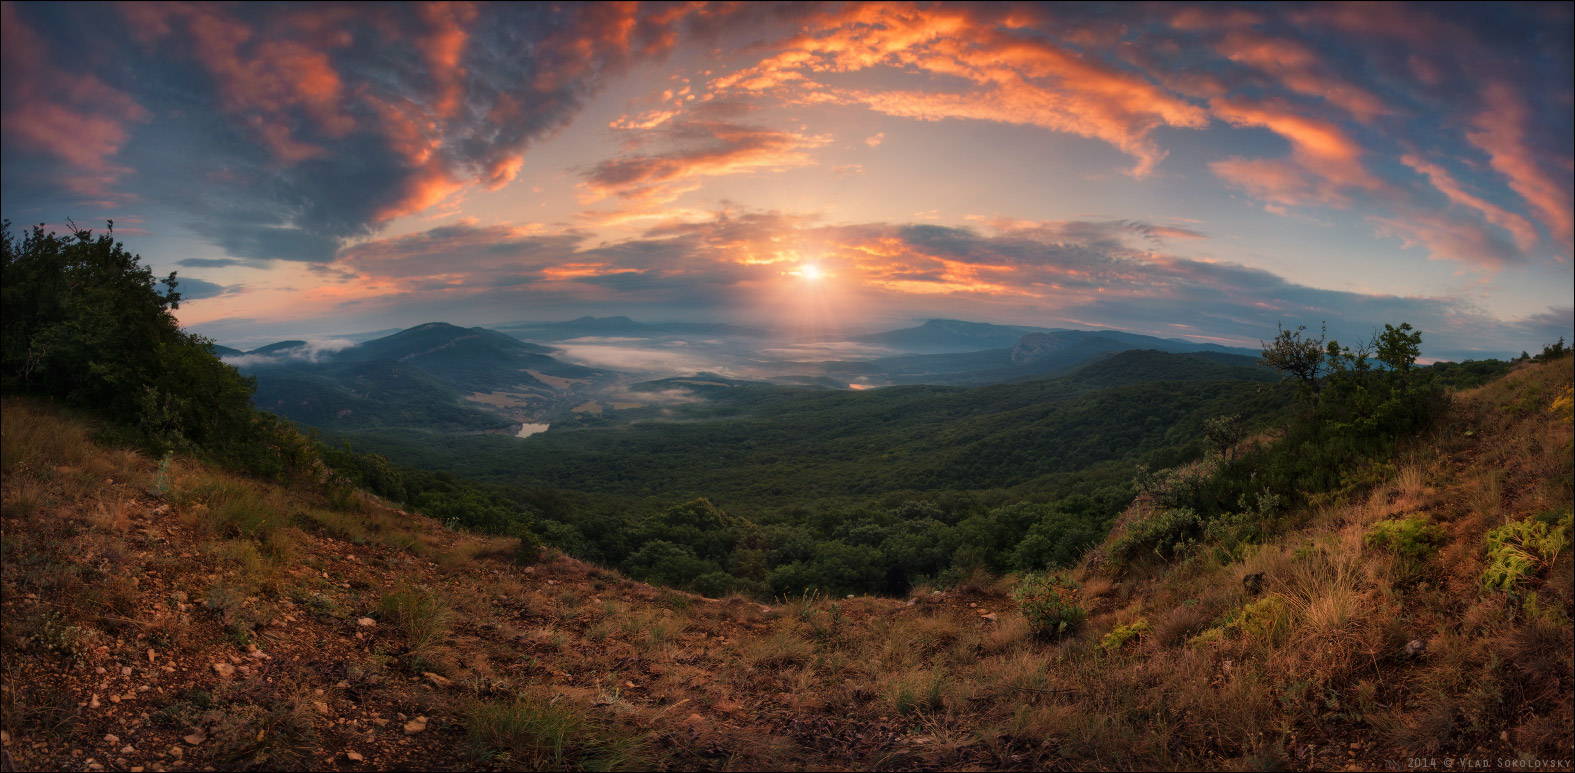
1 358 1570 771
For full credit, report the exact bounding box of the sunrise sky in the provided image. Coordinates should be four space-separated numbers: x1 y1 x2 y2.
2 1 1571 358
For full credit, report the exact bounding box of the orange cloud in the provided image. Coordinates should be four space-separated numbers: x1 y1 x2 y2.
1368 206 1524 270
1 3 148 195
1209 157 1345 208
582 120 831 204
1467 83 1574 250
1215 30 1389 123
1401 154 1540 252
120 3 357 163
1210 98 1378 190
707 2 1208 176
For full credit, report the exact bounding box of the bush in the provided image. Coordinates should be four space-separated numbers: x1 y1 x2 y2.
1481 511 1572 594
1108 506 1203 566
1013 571 1086 639
1099 618 1150 652
515 525 544 565
1365 516 1445 560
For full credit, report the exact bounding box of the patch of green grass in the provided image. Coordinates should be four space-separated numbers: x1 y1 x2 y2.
464 695 646 770
379 585 451 664
1099 618 1150 653
890 670 946 716
1365 515 1445 559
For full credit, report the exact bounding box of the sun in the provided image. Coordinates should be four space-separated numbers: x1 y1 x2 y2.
801 264 823 280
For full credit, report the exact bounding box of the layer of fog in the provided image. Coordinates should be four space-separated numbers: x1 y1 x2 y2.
222 338 357 368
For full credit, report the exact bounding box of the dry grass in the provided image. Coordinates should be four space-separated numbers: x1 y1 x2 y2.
3 360 1572 771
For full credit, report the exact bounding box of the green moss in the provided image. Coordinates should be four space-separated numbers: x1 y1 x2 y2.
1099 618 1150 652
1365 516 1445 560
1231 596 1292 643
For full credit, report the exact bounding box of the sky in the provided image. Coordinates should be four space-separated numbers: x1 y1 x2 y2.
2 1 1572 359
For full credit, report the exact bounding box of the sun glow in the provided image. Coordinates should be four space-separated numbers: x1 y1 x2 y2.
801 264 823 280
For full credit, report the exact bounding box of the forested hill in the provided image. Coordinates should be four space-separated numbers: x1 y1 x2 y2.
335 349 1290 509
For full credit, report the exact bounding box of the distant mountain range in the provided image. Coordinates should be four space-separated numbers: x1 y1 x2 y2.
853 319 1260 356
218 317 1270 432
816 325 1262 386
220 322 607 431
492 316 767 341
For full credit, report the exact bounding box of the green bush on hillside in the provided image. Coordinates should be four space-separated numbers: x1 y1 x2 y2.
1481 510 1572 594
0 220 283 474
1014 571 1086 639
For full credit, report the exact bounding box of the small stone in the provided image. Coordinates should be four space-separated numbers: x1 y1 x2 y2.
403 717 427 735
90 694 102 709
313 701 329 714
346 751 364 762
983 612 998 622
122 666 134 676
212 663 234 678
356 618 376 628
121 745 136 753
169 746 184 759
95 667 108 675
147 648 157 664
104 735 121 745
182 733 206 746
423 672 452 688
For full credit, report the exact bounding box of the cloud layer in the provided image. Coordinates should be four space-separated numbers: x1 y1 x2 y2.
2 2 1569 358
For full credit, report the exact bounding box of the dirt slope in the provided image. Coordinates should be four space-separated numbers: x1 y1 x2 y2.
1 357 1570 771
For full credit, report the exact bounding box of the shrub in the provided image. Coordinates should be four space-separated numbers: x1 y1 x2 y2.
1108 506 1202 566
1365 516 1445 560
1481 511 1572 594
1232 595 1292 643
200 697 317 770
1099 618 1150 652
515 525 544 565
1013 571 1086 639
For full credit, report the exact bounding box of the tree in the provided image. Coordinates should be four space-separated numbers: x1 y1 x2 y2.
1202 414 1246 460
1375 323 1422 381
1 219 277 470
1260 323 1328 395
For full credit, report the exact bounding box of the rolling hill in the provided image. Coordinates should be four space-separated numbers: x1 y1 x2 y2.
335 350 1289 509
228 322 610 431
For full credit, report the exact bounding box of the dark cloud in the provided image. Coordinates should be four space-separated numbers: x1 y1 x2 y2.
172 276 233 301
177 257 249 269
2 2 702 261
